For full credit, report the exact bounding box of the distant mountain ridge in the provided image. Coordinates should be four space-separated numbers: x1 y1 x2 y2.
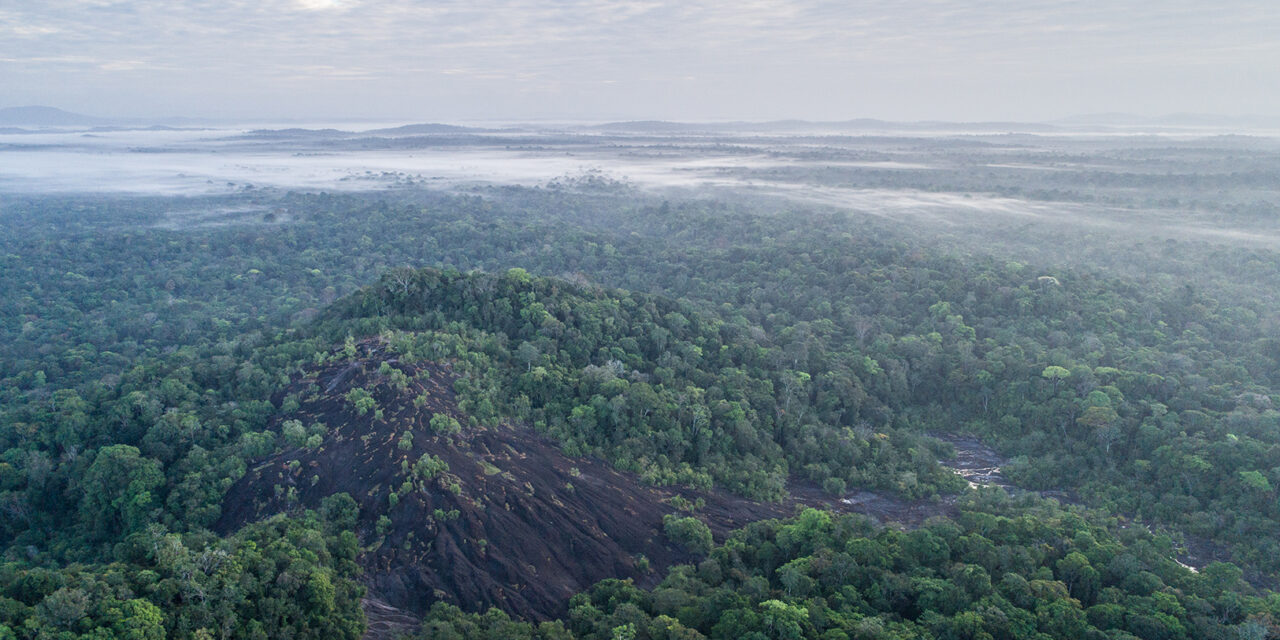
240 122 495 139
0 105 208 129
367 123 492 135
0 105 108 126
583 118 1060 134
7 105 1278 134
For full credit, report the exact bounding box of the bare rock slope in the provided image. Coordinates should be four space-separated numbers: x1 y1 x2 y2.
217 345 790 621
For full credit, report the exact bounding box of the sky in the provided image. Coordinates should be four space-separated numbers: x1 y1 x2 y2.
2 0 1278 122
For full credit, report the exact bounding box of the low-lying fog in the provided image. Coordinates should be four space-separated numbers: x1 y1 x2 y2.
4 121 1280 248
0 123 948 195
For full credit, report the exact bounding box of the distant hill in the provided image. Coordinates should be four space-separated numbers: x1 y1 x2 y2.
585 120 717 134
0 105 108 127
585 118 1060 134
238 123 495 140
241 127 353 139
366 123 491 135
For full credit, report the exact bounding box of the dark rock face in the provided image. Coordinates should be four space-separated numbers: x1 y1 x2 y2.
218 347 789 621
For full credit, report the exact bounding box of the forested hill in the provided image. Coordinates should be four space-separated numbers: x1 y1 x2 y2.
318 265 966 502
240 264 1280 638
322 245 1280 586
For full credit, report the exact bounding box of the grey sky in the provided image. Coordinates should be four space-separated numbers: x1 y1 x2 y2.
2 0 1278 122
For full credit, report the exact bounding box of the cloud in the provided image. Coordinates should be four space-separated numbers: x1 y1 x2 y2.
1 1 1278 120
294 0 360 10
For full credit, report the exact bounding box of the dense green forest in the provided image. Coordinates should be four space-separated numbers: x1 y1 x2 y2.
2 184 1279 638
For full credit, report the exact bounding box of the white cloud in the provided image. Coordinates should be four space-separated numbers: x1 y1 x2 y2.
293 0 360 11
1 0 1278 120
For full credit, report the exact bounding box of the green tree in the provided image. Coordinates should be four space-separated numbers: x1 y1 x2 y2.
663 515 713 556
81 445 164 538
1041 366 1071 394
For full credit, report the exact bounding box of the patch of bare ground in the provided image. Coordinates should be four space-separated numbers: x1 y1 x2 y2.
361 597 420 640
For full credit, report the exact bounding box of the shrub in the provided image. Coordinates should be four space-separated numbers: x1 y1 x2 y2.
663 515 713 556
